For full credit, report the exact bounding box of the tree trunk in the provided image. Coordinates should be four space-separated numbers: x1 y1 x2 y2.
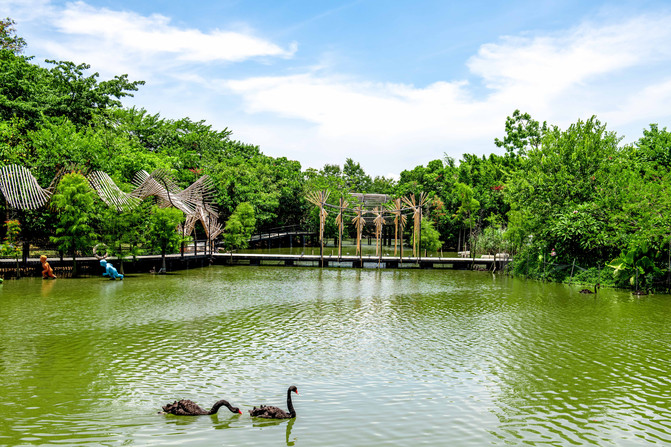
72 237 78 277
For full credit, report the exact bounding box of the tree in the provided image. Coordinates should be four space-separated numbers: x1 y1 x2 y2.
146 206 185 272
0 18 26 53
370 175 396 194
44 59 144 127
223 202 256 250
1 219 22 276
635 124 671 168
504 116 623 263
476 225 509 256
494 109 547 158
27 119 106 179
98 201 149 274
49 173 98 276
343 158 372 192
0 38 144 131
0 50 50 128
419 219 443 252
455 182 480 252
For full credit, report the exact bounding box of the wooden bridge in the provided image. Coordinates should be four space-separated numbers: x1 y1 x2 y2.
248 225 315 246
0 251 510 279
212 252 511 270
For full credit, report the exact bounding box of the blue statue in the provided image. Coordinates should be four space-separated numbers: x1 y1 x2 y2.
100 259 124 280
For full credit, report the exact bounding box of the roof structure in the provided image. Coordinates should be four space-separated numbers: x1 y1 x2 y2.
348 193 391 209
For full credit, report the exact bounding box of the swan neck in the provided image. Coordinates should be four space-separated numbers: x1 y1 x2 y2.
286 389 296 417
209 400 231 415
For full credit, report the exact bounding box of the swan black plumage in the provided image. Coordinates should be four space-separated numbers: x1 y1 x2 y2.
161 399 242 416
249 386 299 419
579 283 599 294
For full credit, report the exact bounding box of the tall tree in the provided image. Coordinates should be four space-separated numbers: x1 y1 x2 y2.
0 17 26 53
505 116 623 263
145 205 184 272
635 123 671 168
343 158 372 192
494 109 548 158
50 173 98 276
44 59 144 126
146 206 185 273
223 202 256 250
455 182 480 252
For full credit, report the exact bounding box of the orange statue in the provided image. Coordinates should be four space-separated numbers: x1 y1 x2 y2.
40 255 56 279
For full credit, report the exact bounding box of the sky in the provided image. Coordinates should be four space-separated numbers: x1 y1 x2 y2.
3 0 671 178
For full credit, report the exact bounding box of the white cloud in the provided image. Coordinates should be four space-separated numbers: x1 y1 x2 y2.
468 15 671 112
605 78 671 131
221 13 671 174
53 2 296 63
8 0 295 80
224 75 487 140
5 1 671 175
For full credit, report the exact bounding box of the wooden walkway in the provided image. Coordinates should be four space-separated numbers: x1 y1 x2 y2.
0 253 215 279
0 252 511 279
212 253 511 270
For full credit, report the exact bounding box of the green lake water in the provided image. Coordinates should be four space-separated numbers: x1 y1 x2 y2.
1 266 670 446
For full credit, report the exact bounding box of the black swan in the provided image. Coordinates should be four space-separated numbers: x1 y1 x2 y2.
579 283 599 294
160 399 242 416
249 386 299 419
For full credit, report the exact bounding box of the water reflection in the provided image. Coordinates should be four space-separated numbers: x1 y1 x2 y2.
2 269 671 446
249 417 295 446
286 418 296 446
210 413 241 430
486 283 671 445
40 277 55 296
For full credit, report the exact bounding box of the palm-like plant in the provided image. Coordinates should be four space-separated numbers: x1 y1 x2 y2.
335 197 349 259
402 193 428 257
373 207 385 258
306 190 330 262
351 204 365 257
386 198 407 257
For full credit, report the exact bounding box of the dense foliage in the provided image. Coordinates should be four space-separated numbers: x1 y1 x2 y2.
2 22 671 290
49 173 98 275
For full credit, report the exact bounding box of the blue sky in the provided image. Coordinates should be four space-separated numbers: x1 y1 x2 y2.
4 0 671 177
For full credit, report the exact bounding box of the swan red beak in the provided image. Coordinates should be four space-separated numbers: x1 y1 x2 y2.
237 409 243 414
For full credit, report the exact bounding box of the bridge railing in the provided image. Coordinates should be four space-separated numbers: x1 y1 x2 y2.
249 225 312 242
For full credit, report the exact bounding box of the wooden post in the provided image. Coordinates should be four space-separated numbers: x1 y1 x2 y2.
418 206 422 263
338 197 343 260
569 259 575 285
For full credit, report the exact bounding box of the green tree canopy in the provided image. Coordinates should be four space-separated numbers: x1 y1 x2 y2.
49 172 98 276
146 206 185 272
0 17 26 53
223 202 256 250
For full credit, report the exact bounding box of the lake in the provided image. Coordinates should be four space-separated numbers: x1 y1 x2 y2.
1 266 670 446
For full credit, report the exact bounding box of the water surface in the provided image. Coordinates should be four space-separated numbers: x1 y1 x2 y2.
1 267 670 445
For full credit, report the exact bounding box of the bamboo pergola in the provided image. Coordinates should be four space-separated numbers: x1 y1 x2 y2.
0 165 53 210
307 190 431 264
0 165 222 245
88 170 140 212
